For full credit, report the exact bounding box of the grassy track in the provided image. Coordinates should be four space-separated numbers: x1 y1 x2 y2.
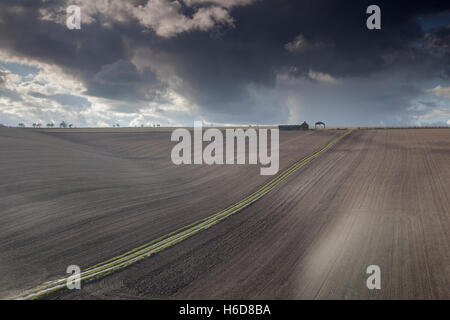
14 129 353 300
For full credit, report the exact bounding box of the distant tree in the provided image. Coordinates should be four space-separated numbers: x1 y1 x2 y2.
32 123 37 128
157 124 160 127
116 124 120 127
47 123 54 128
60 121 67 128
18 123 25 128
37 123 42 128
69 124 73 128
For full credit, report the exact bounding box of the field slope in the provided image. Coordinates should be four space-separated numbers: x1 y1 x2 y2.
53 129 450 300
0 127 340 298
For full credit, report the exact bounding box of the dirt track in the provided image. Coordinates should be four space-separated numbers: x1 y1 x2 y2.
0 127 340 298
50 129 450 300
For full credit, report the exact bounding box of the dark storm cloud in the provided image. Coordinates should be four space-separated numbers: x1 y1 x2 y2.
0 0 449 126
141 0 449 123
84 59 163 103
425 24 450 50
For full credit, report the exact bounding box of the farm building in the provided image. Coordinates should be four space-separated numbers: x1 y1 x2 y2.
279 121 309 131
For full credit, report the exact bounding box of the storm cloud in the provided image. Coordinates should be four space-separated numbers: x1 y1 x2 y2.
0 0 449 127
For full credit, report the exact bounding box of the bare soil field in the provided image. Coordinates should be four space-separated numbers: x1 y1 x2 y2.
50 129 450 300
0 127 340 298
